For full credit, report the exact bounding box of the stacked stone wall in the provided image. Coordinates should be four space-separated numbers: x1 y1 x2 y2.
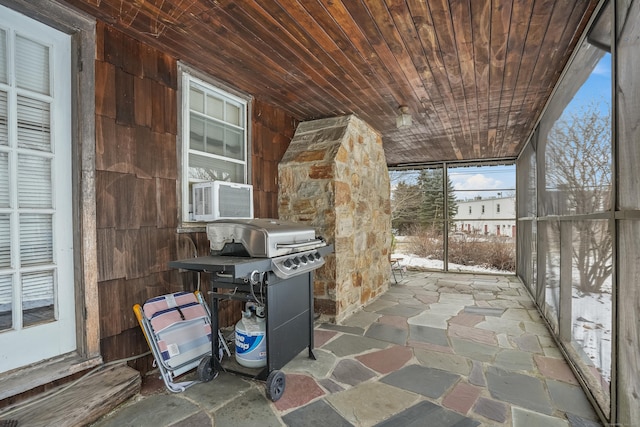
278 115 391 322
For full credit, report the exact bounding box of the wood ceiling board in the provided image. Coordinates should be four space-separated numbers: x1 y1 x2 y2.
58 0 600 166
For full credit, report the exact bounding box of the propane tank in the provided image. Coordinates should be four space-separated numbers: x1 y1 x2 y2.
235 304 266 368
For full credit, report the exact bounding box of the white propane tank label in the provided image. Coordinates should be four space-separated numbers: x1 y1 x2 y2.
235 315 267 368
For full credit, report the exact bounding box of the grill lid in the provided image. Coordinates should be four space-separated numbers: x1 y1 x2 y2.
206 218 326 259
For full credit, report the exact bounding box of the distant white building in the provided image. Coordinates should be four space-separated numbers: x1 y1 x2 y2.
453 196 516 237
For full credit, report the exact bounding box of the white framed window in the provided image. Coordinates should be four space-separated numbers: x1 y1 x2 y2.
180 69 249 222
497 203 501 213
468 206 472 215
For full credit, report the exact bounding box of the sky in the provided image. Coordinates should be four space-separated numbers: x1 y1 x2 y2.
390 164 516 200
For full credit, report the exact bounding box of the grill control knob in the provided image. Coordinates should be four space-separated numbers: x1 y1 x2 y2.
283 259 293 269
293 257 301 266
300 255 308 264
313 252 321 260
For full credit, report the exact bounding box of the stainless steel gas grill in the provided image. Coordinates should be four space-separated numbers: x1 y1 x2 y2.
206 218 328 279
168 218 332 401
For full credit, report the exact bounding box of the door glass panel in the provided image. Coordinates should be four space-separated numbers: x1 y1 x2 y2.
17 95 51 152
15 35 50 95
0 91 7 146
19 214 53 265
17 154 52 208
0 29 6 84
0 274 11 331
0 152 8 207
0 214 9 268
21 270 54 327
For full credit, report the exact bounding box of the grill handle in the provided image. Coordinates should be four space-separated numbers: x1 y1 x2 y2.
276 238 325 249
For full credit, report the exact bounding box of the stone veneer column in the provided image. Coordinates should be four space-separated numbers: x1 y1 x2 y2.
278 115 392 322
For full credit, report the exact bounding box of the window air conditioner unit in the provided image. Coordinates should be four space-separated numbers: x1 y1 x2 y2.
192 181 253 222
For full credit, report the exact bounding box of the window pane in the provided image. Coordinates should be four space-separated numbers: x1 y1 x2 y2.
570 219 612 397
189 115 205 152
226 103 241 126
18 154 52 208
0 90 7 146
189 87 204 113
0 152 8 207
225 126 244 160
205 119 224 156
22 270 54 327
0 274 12 331
15 35 50 95
206 94 223 120
449 220 515 273
19 214 53 266
17 95 51 152
188 153 244 183
0 214 9 268
0 29 6 84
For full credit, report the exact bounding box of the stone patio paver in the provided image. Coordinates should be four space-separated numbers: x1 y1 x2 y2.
381 364 459 399
409 324 449 347
448 323 498 346
274 374 325 412
322 334 388 357
512 334 543 353
407 310 450 329
284 348 337 378
494 349 535 372
472 396 508 423
511 407 569 427
546 379 599 420
331 359 377 386
281 400 353 427
356 345 413 374
442 382 482 414
534 355 579 385
364 322 408 345
450 337 499 362
214 387 282 427
468 360 486 387
414 348 471 376
326 382 419 427
374 400 480 427
486 366 553 414
342 310 381 329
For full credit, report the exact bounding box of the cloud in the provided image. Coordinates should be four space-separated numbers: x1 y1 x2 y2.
452 173 504 191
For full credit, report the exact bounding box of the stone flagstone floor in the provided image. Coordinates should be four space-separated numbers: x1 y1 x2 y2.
91 271 603 427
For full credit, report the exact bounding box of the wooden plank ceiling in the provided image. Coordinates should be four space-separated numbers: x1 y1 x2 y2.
63 0 598 166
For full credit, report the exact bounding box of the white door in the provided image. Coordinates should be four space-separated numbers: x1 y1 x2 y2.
0 5 75 373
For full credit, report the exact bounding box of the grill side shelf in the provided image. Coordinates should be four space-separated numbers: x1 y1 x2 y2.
168 255 272 279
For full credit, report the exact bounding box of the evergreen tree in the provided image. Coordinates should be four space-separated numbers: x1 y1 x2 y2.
417 169 458 231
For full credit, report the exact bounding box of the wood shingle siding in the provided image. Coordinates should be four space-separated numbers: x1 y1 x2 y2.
93 23 295 369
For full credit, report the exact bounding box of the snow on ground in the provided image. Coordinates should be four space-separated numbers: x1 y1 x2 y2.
393 252 513 275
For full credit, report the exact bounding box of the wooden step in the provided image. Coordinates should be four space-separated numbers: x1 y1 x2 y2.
0 364 141 427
